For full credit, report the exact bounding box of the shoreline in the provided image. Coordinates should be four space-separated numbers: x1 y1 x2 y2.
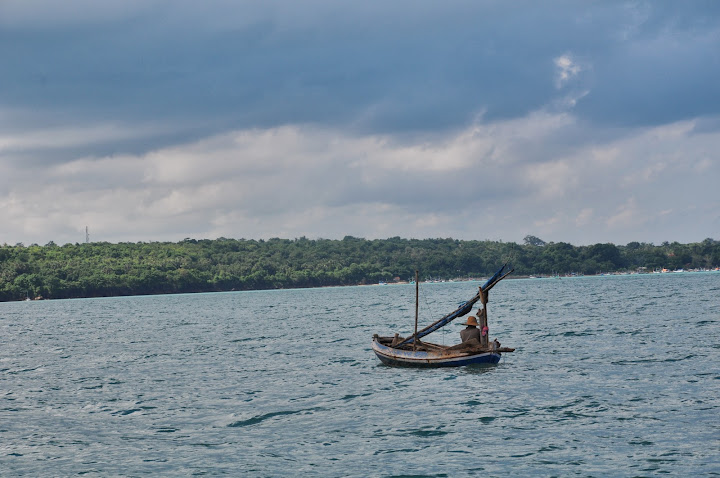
13 269 720 302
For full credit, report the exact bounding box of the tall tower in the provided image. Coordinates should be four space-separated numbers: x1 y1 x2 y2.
85 226 90 244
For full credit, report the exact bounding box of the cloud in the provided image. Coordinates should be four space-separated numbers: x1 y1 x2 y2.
1 2 720 246
3 1 718 148
2 105 719 246
0 122 166 157
575 208 594 227
606 197 643 228
523 159 576 199
554 54 582 88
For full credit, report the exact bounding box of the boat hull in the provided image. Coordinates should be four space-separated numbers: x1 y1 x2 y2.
372 337 501 368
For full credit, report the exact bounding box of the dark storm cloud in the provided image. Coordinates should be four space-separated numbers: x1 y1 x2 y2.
3 0 718 156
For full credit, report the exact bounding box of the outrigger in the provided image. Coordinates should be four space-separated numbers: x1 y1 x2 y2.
372 264 515 367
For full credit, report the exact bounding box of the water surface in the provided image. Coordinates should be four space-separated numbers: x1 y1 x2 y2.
2 273 719 476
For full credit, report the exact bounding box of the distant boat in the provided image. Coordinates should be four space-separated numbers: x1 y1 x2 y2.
372 264 515 367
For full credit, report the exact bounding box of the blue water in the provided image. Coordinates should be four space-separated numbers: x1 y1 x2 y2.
1 273 719 476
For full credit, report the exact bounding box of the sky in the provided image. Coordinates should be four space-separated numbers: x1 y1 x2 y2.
1 0 719 246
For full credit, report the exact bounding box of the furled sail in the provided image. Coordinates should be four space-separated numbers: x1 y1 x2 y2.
395 263 512 348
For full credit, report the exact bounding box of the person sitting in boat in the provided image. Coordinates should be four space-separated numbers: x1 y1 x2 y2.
460 316 483 343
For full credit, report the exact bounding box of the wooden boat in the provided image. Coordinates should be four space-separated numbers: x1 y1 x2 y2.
372 264 515 367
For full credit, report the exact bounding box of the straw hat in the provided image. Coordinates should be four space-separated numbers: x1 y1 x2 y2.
464 316 479 326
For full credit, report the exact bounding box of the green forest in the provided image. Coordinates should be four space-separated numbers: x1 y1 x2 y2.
1 236 719 302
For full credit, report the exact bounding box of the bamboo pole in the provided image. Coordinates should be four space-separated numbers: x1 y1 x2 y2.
413 270 419 351
480 286 489 348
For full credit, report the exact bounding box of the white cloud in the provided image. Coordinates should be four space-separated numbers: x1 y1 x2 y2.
523 159 576 199
554 54 582 88
606 197 643 228
533 212 564 229
556 89 590 109
0 123 162 154
693 158 713 172
1 110 720 246
575 208 594 227
589 146 620 164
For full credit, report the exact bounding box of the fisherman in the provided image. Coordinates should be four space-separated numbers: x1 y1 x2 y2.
460 316 483 343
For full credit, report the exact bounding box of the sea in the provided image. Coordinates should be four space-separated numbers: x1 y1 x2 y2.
1 272 718 476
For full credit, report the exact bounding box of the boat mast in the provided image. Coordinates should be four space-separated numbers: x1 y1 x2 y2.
413 269 419 351
480 285 488 348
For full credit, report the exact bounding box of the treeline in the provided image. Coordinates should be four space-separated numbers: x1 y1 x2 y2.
1 236 718 301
